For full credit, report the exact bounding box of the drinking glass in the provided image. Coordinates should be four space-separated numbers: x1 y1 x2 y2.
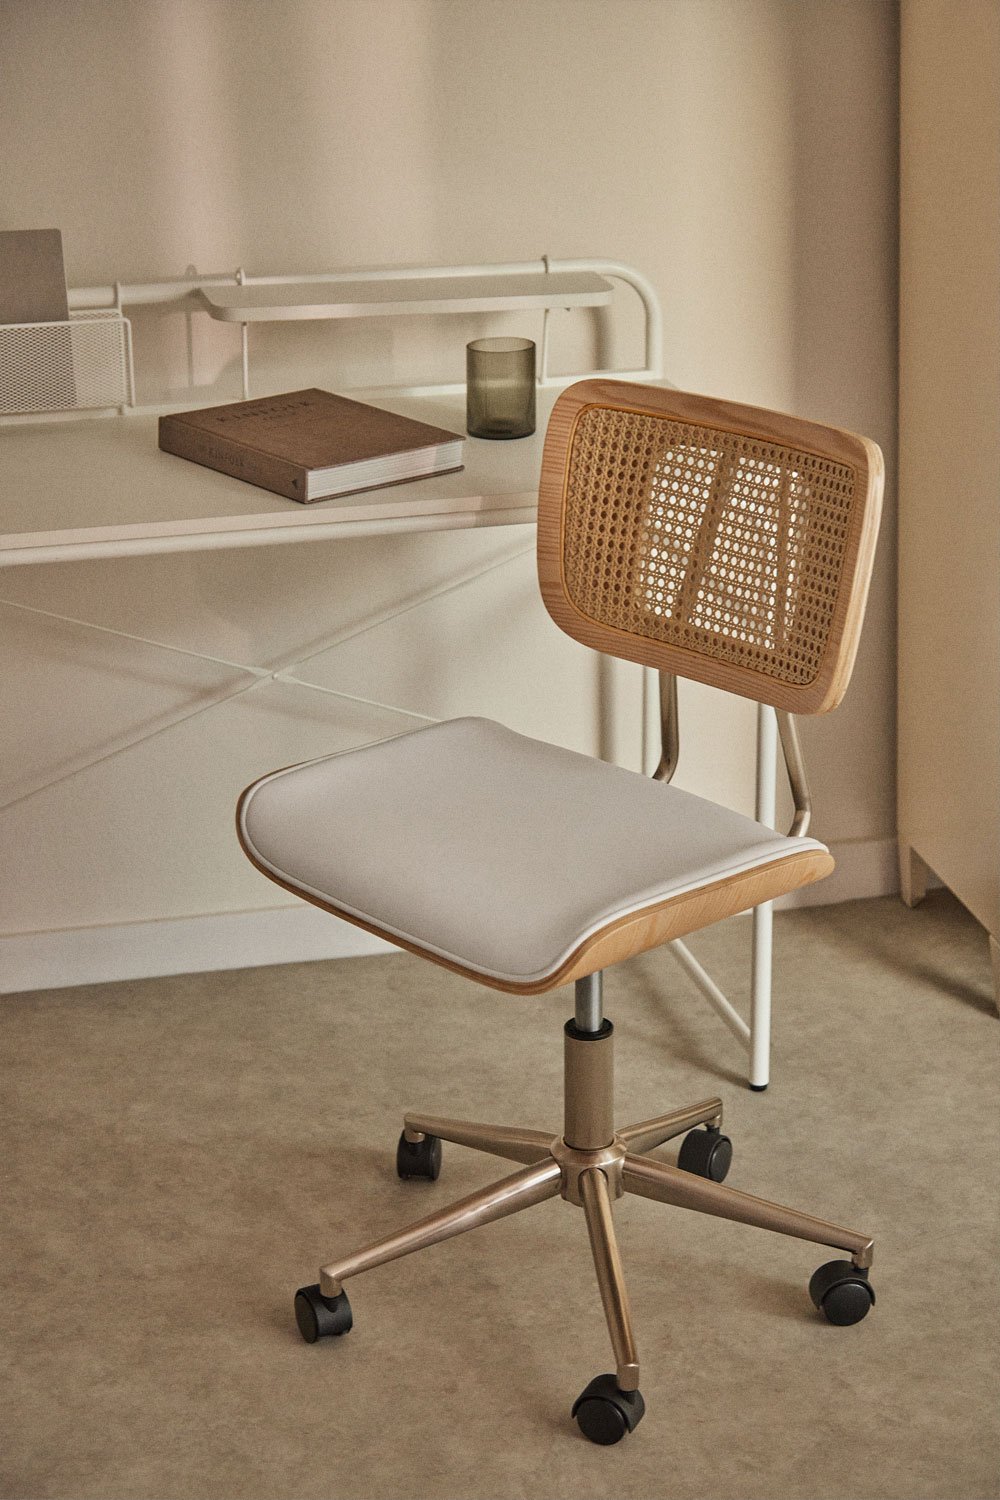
466 337 536 439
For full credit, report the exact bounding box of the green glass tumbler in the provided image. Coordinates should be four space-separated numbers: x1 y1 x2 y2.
466 337 536 439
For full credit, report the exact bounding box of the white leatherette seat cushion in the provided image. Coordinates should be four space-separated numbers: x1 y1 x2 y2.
239 717 827 986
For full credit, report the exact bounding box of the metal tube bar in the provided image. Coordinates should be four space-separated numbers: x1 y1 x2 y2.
276 542 536 678
574 972 603 1033
240 323 250 401
402 1114 554 1166
622 1153 874 1267
318 1158 561 1298
579 1169 640 1390
245 259 566 285
548 258 664 376
776 710 812 837
668 940 752 1045
750 903 773 1088
0 598 271 678
616 1098 723 1154
651 672 679 783
69 263 573 310
755 702 778 824
2 673 267 815
750 703 778 1089
245 259 594 287
68 276 239 310
122 317 135 408
539 305 551 385
640 666 654 775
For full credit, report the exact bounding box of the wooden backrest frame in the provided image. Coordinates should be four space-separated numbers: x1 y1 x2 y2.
537 380 884 715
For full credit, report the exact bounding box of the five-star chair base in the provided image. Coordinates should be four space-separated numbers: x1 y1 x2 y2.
293 1001 875 1445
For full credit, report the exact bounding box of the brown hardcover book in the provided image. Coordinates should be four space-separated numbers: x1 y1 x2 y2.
158 388 465 503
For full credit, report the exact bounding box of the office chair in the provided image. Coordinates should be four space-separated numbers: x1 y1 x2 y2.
237 379 884 1445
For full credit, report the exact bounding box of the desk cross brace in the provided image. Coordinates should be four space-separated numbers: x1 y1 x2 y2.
1 588 793 1088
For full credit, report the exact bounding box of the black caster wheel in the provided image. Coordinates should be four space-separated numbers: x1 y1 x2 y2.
396 1130 442 1180
677 1125 733 1182
809 1261 875 1325
571 1373 645 1445
294 1283 353 1343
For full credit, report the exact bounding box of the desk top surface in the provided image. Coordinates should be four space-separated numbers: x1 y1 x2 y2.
0 387 565 565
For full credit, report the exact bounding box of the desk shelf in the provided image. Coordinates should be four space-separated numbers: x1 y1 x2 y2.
196 271 613 323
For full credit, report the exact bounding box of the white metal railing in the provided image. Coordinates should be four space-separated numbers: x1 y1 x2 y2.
59 256 663 405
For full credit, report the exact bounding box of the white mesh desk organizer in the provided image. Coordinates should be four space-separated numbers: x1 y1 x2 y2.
0 310 133 414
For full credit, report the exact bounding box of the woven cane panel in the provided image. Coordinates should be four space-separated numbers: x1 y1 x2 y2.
561 405 859 687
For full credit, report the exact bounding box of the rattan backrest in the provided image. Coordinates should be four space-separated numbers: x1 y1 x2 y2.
537 380 884 714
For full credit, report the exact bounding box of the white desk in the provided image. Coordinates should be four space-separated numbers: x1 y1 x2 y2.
0 387 567 569
0 255 778 1086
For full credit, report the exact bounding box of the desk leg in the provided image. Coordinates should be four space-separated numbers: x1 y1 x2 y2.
749 704 777 1091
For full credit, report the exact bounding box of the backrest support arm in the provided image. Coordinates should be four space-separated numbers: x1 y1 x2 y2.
650 669 812 838
776 710 812 837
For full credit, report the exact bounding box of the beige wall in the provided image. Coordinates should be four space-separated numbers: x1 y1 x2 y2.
0 0 899 986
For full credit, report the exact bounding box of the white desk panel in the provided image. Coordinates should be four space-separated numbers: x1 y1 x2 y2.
0 388 565 566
